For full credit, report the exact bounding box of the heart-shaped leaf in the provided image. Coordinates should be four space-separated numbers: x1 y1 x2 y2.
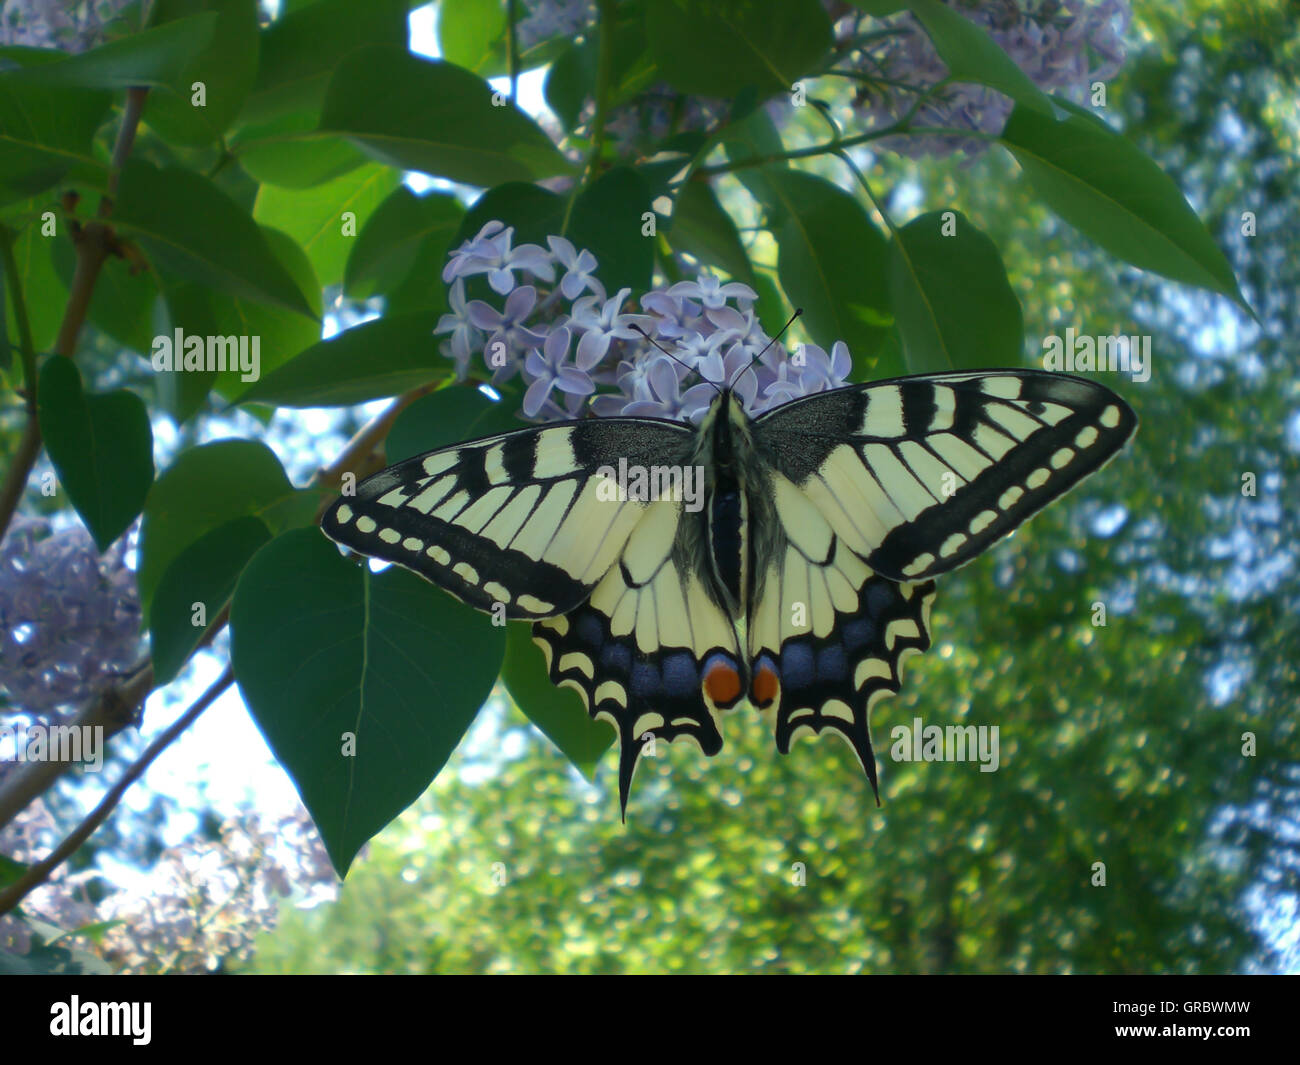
37 356 154 551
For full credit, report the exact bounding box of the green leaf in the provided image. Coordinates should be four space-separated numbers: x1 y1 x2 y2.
567 166 654 294
438 0 506 75
1001 101 1250 310
10 12 217 89
234 111 368 188
114 159 317 317
230 528 505 876
887 210 1024 373
457 182 566 248
502 621 614 779
667 180 754 283
0 853 27 889
253 162 398 287
137 439 300 615
385 385 524 463
318 45 573 186
0 202 63 353
645 0 832 98
344 187 465 300
545 23 657 132
719 104 788 205
150 515 271 684
759 170 891 362
237 310 444 408
0 74 109 206
207 226 324 401
239 0 408 123
144 0 261 147
154 280 220 423
904 0 1054 116
36 356 154 551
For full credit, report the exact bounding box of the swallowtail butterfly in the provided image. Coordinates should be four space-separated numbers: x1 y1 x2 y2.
322 369 1135 816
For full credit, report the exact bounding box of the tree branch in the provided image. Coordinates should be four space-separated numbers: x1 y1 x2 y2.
0 667 234 919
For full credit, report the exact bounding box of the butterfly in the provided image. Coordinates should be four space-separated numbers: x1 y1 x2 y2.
321 367 1136 817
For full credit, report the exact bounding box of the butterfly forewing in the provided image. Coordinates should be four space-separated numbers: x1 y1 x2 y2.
322 418 692 619
753 370 1137 582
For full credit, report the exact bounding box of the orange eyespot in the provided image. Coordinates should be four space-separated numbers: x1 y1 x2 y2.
703 660 742 706
751 663 779 707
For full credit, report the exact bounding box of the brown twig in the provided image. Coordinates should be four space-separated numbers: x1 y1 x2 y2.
0 86 151 544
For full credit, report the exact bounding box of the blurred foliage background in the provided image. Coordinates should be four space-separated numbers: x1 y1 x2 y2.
240 0 1298 974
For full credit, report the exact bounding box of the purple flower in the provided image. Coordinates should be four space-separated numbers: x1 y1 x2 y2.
547 235 600 299
443 222 554 293
522 328 594 418
433 280 479 377
667 275 757 311
570 286 643 366
466 285 549 382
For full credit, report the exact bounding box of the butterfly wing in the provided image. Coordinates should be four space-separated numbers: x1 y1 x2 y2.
744 461 937 796
752 370 1137 582
746 370 1135 791
322 417 692 619
533 495 747 818
322 414 744 817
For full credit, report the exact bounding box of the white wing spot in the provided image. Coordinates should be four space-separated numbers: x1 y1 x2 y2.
334 504 353 524
902 552 935 577
999 485 1024 509
425 545 451 566
517 594 555 614
483 581 511 603
1100 405 1122 429
453 562 479 584
378 527 400 545
1026 467 1052 490
969 509 998 535
1051 447 1074 470
1075 425 1100 448
356 516 377 534
401 536 424 552
939 532 967 558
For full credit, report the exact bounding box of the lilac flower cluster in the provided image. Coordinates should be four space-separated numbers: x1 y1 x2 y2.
0 0 133 52
515 0 597 52
511 1 1130 161
93 808 337 974
0 518 142 717
850 0 1132 158
437 222 853 425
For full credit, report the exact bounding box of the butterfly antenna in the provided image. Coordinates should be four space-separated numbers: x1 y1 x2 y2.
629 323 722 395
726 308 803 392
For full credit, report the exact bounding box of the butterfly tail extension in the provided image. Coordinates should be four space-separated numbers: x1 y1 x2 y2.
751 576 936 801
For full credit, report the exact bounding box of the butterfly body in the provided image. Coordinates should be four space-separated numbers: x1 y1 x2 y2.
322 370 1136 816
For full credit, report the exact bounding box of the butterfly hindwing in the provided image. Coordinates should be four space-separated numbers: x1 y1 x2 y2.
745 464 936 795
322 417 693 619
753 370 1137 582
533 499 746 817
